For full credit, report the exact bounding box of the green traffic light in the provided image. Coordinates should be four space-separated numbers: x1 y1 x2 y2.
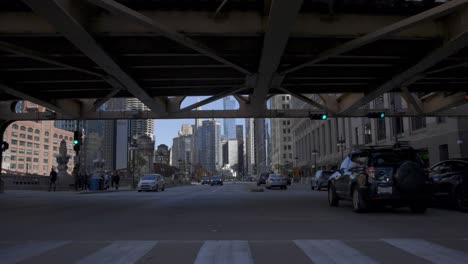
73 139 79 145
322 114 328 120
380 113 385 118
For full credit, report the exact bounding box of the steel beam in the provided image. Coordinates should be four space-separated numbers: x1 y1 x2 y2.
175 86 247 114
422 92 467 114
282 0 468 75
277 87 336 114
340 10 468 114
0 83 80 118
250 0 303 110
400 86 424 114
86 0 251 75
24 0 166 114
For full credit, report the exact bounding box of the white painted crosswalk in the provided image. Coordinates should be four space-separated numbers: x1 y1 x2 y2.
0 238 467 264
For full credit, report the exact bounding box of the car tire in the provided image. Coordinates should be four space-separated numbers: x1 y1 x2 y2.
352 187 368 213
283 186 287 190
138 190 141 192
455 188 468 212
410 201 427 214
311 184 315 190
328 184 339 207
395 161 426 195
161 185 165 192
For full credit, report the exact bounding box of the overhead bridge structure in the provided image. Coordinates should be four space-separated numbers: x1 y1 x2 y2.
0 0 468 121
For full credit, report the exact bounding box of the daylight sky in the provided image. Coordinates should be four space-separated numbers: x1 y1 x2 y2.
153 96 244 148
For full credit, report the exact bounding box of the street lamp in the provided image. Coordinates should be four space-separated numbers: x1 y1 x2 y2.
312 150 318 174
129 140 138 189
337 138 346 160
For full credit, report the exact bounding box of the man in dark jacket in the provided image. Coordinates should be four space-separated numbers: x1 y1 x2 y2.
49 168 57 192
112 171 120 191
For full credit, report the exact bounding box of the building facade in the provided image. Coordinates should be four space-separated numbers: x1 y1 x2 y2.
245 118 255 175
236 124 244 176
223 96 237 140
270 95 294 174
198 120 222 172
2 121 75 176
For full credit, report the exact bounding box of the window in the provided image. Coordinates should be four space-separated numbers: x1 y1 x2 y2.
284 146 287 150
34 151 39 156
18 164 24 169
59 135 63 139
35 129 40 134
34 136 40 141
43 165 48 171
26 142 32 148
27 135 33 140
10 164 16 169
283 129 286 133
287 120 290 125
34 143 39 149
53 141 58 145
449 161 468 172
364 122 372 144
411 117 426 131
53 146 58 151
44 145 49 150
44 138 49 143
19 133 26 139
26 150 32 155
20 126 26 131
44 151 49 157
64 136 68 140
288 145 291 150
19 141 25 146
11 132 18 137
283 153 286 159
282 96 285 101
11 140 18 145
18 157 24 162
288 137 291 142
283 137 287 141
26 157 32 162
12 124 18 129
33 158 39 163
45 131 49 136
18 149 24 154
10 156 16 161
289 153 292 159
43 159 49 163
27 127 33 133
53 133 58 138
33 165 38 170
288 129 290 133
10 148 17 153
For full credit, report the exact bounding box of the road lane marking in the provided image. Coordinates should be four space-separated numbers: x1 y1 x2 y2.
0 241 70 264
75 240 157 264
294 240 378 264
383 239 468 264
194 240 253 264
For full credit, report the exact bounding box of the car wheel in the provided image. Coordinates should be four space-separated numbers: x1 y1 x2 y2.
410 201 427 214
352 187 368 213
283 186 287 190
161 185 165 192
311 184 315 190
455 188 468 212
328 184 339 207
138 190 141 192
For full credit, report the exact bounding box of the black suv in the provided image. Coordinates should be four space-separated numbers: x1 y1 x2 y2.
328 145 432 213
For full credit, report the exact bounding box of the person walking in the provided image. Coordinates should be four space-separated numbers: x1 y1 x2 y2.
49 168 57 192
113 171 120 191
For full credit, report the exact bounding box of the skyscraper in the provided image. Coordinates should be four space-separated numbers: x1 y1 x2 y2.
236 125 244 175
198 120 221 172
245 118 255 175
223 96 236 139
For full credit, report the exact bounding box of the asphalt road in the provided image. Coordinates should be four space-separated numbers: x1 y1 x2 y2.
1 182 468 263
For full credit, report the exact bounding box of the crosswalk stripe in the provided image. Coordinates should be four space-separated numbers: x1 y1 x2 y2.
382 239 468 264
294 240 378 264
75 240 157 264
0 241 70 264
194 240 253 264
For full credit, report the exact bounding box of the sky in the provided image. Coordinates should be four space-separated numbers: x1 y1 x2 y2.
153 96 243 148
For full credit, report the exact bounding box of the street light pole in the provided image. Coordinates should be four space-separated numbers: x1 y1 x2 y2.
337 138 346 161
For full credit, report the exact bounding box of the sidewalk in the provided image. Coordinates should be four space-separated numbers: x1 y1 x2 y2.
76 186 133 194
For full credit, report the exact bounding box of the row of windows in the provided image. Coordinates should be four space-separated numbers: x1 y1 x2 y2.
281 96 290 101
283 145 292 151
9 140 69 152
283 136 292 142
282 120 291 126
10 156 48 163
10 124 72 141
9 164 48 171
283 128 291 134
283 153 293 159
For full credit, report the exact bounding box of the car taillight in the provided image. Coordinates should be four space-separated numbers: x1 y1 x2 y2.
366 166 375 179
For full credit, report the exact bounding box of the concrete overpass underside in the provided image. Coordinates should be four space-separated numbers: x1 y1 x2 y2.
0 0 467 120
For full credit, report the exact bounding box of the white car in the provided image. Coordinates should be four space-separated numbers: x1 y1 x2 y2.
137 174 165 192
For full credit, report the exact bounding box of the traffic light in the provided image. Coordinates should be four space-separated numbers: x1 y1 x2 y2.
367 112 385 119
1 141 9 152
73 131 81 152
309 113 328 120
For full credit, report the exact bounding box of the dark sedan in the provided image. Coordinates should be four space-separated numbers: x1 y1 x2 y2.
430 159 468 212
311 170 334 191
211 176 223 186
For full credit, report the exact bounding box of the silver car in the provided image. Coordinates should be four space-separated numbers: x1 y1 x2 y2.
265 174 288 190
137 174 165 192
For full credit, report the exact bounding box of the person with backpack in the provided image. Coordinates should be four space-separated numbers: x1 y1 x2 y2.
49 168 57 192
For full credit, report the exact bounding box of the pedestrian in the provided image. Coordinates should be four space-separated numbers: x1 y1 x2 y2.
113 171 120 191
49 168 57 192
104 171 110 190
83 173 89 191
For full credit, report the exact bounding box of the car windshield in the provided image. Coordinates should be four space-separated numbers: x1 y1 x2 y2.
212 176 221 180
142 175 156 180
319 172 333 179
270 175 283 179
371 149 423 165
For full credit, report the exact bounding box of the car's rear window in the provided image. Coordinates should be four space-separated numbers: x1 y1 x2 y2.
371 150 422 165
320 172 333 178
212 176 221 180
142 175 156 180
270 175 283 179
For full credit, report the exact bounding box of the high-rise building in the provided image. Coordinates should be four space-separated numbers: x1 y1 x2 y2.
171 124 193 174
223 96 236 139
255 118 269 173
236 125 244 175
198 120 222 172
270 95 293 174
245 118 256 175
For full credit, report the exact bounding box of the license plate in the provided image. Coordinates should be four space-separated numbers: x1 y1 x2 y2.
378 186 392 194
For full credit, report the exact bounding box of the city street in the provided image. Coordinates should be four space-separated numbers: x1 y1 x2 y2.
1 183 468 263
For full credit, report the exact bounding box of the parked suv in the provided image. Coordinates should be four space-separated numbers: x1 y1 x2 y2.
328 145 432 213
